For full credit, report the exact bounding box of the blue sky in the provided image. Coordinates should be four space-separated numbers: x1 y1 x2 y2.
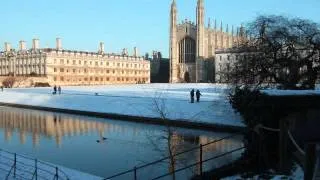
1 0 319 58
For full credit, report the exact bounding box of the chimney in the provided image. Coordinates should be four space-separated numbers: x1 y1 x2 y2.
32 39 40 50
99 42 105 54
56 38 62 50
4 42 11 52
19 40 26 51
133 47 138 57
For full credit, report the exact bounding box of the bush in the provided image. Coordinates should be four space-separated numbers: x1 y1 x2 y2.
34 82 50 87
29 72 38 77
2 77 16 88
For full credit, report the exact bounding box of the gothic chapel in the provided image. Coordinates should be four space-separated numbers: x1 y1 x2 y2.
169 0 245 83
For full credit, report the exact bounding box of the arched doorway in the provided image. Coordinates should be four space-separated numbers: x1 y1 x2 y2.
184 72 190 83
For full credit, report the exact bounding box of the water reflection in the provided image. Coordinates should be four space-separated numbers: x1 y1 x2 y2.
0 108 109 147
0 106 243 178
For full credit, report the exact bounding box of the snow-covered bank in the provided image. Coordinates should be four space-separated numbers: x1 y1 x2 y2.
0 149 102 180
0 84 244 127
222 163 303 179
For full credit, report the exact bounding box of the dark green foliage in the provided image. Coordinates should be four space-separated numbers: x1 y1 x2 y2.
228 86 296 177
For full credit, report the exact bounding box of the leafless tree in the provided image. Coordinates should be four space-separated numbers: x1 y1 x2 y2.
146 92 199 180
229 15 320 90
2 76 16 88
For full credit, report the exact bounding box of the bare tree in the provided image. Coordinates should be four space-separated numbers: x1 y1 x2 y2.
2 76 16 88
146 92 199 180
229 15 320 90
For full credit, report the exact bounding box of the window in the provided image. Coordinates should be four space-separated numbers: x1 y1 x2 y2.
84 61 87 65
54 77 57 81
60 77 64 81
117 63 120 67
95 62 98 66
60 59 64 64
227 55 230 60
73 69 76 73
73 60 76 65
79 60 81 65
54 68 57 72
67 60 69 64
106 62 109 66
107 70 109 73
60 68 64 72
219 56 222 61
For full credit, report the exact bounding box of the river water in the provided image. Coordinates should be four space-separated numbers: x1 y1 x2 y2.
0 106 243 179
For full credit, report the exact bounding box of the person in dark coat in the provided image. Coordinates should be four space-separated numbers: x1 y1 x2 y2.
58 86 61 95
190 89 195 103
53 85 57 95
196 90 202 102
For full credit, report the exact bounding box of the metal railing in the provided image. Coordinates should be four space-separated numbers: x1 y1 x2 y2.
104 134 243 180
0 149 69 180
151 146 245 180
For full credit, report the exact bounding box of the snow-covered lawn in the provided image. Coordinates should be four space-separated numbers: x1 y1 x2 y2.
0 83 244 127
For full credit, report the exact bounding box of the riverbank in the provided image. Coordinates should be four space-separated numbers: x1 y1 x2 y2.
0 149 102 180
0 84 245 133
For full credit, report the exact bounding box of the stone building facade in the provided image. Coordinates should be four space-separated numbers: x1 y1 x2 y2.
0 38 150 86
169 0 245 83
215 49 256 83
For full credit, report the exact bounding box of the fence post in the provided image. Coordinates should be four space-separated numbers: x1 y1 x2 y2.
134 166 137 180
14 153 16 178
200 144 203 176
35 159 38 180
55 167 59 180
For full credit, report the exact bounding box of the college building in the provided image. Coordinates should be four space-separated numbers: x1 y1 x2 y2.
169 0 246 83
0 38 150 86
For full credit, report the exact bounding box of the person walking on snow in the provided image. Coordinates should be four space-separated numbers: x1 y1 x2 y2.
190 89 195 103
196 90 202 102
53 85 57 95
58 86 61 95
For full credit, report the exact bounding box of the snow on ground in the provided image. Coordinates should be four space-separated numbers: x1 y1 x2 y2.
0 83 245 127
262 89 320 96
222 163 304 180
0 150 102 180
262 84 320 96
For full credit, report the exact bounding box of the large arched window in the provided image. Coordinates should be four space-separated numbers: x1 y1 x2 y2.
179 37 196 63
